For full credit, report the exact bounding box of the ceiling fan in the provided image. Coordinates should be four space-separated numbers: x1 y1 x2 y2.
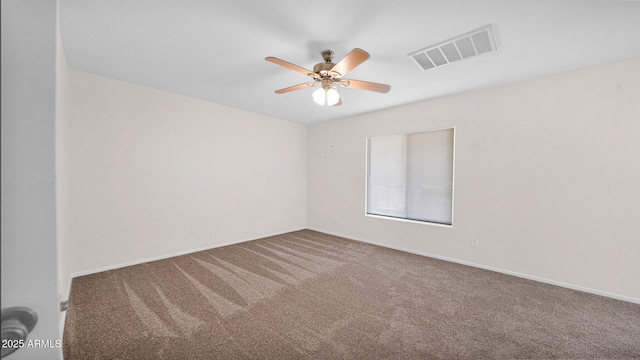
265 48 391 107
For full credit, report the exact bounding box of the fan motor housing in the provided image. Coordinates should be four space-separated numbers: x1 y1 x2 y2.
313 62 336 74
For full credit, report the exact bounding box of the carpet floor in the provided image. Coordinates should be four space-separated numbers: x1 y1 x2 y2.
63 230 640 359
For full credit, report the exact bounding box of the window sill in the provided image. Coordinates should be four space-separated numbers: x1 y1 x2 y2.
365 213 453 228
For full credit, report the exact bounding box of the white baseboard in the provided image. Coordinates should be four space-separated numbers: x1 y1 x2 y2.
70 228 306 279
308 227 640 305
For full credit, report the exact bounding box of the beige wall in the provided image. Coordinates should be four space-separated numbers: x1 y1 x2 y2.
59 58 639 303
59 69 307 283
307 58 640 301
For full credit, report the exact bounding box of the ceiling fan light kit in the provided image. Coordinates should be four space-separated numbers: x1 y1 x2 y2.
313 86 340 106
266 48 391 107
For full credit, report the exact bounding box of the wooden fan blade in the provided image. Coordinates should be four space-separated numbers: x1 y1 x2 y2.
265 57 314 77
341 79 391 93
330 48 370 77
274 82 317 94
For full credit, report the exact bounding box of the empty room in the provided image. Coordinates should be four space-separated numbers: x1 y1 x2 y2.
2 0 639 359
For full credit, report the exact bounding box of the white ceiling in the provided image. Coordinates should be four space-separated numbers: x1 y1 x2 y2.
59 0 640 125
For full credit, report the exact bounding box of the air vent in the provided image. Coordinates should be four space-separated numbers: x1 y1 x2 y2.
409 24 497 71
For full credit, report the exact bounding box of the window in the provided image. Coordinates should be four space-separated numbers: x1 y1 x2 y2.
366 128 454 225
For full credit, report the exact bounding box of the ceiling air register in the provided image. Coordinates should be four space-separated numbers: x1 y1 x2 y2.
409 24 497 71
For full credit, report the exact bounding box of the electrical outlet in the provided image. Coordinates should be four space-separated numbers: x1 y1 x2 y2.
190 227 197 236
471 237 479 247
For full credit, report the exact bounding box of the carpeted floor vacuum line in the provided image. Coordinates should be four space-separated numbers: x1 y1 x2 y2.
63 230 640 359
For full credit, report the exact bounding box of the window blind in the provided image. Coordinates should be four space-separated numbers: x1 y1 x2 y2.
367 128 454 225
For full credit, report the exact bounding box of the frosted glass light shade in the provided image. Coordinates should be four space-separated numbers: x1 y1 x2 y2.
312 87 341 106
312 88 326 105
326 87 340 106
